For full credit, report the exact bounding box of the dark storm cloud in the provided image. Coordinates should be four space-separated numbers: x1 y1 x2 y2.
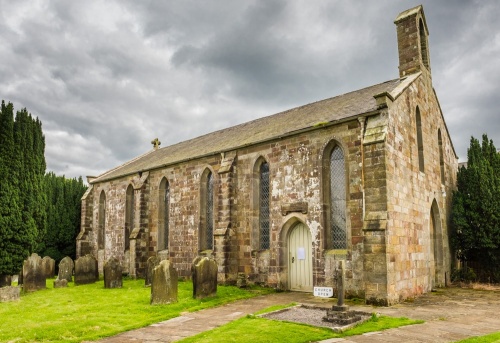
0 0 498 178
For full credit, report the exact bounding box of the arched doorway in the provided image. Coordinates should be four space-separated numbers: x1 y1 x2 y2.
288 223 313 291
430 200 444 287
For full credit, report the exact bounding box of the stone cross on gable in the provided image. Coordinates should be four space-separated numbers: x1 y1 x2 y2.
151 138 161 150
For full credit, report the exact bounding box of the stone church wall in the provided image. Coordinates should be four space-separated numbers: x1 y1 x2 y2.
383 74 457 304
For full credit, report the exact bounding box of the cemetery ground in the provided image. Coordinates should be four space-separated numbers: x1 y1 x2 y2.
1 280 499 343
0 277 273 342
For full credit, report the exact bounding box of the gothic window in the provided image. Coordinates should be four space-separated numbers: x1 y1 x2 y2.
416 107 425 173
125 184 134 251
323 142 347 250
98 190 106 250
158 178 170 251
199 169 214 251
438 129 445 184
259 162 270 250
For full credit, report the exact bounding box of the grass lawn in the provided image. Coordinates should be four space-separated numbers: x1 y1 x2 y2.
178 309 424 343
455 332 500 343
0 278 273 343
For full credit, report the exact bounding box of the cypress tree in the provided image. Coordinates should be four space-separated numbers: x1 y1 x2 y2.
451 134 500 282
0 102 25 276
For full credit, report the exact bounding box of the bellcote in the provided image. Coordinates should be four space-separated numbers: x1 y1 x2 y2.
394 5 431 77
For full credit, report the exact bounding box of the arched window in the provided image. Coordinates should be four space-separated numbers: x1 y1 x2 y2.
199 169 214 251
158 178 170 251
125 184 134 251
323 142 347 250
98 190 106 250
416 107 425 173
419 19 429 69
259 162 270 249
438 129 445 184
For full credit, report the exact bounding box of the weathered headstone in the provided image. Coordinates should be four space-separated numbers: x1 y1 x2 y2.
145 256 165 287
104 258 122 289
23 253 46 292
74 254 98 285
0 286 20 302
42 256 56 279
54 278 68 288
151 260 178 305
192 256 217 299
0 275 12 287
58 256 74 282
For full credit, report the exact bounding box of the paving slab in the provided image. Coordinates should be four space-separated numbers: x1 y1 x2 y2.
90 287 500 343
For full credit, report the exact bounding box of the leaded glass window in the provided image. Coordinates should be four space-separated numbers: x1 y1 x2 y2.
158 178 169 251
259 162 270 249
206 171 214 250
330 146 346 249
125 185 134 250
98 191 106 250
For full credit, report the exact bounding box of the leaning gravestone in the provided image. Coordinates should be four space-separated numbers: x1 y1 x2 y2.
58 256 74 282
145 256 165 287
23 253 46 292
192 256 217 299
74 254 98 285
104 258 122 289
42 256 56 278
151 260 178 305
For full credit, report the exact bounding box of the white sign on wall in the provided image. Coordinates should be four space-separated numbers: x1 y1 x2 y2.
297 247 305 260
313 287 333 298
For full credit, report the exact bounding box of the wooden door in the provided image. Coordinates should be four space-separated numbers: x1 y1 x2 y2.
288 223 313 291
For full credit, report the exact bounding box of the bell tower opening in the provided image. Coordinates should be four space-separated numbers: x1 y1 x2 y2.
394 5 431 77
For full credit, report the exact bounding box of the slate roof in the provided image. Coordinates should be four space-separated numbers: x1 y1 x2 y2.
91 78 403 183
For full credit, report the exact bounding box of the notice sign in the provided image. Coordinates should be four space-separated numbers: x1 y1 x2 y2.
314 287 333 298
297 247 305 260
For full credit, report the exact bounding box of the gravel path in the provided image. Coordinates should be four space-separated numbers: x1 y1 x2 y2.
261 305 370 330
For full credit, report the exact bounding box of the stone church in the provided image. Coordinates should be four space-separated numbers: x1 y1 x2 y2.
77 5 458 305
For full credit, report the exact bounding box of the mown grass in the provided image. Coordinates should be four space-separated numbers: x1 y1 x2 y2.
0 277 273 343
455 332 500 343
178 311 424 343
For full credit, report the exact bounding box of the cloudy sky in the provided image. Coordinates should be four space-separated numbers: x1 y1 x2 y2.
1 1 499 180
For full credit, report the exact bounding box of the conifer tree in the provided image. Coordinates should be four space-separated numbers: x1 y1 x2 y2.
0 102 26 276
451 134 500 282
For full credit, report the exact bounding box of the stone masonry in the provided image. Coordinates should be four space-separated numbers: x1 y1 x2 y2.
77 5 457 305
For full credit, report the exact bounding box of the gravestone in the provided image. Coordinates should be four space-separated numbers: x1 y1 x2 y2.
145 256 165 287
54 278 68 288
58 256 74 282
42 256 56 278
0 275 12 287
192 256 217 299
0 286 20 302
74 254 98 285
151 260 178 304
104 258 122 289
23 253 46 292
23 253 46 291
